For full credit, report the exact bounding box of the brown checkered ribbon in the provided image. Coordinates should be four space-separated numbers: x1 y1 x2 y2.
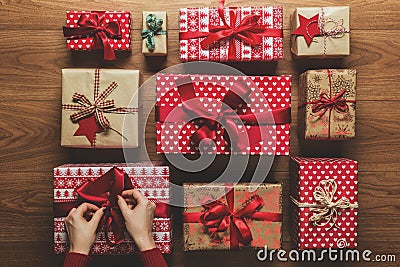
62 69 138 130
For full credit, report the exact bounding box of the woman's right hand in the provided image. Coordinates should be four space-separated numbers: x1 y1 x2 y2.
117 189 157 252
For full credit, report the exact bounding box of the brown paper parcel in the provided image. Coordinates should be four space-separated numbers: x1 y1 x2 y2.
142 11 168 56
61 69 139 148
291 6 350 57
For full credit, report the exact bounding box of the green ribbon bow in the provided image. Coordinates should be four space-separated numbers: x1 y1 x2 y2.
142 14 167 52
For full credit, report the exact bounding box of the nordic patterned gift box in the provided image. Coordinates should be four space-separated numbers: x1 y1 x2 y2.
290 157 358 249
155 74 291 155
63 11 131 60
179 0 283 62
53 163 172 254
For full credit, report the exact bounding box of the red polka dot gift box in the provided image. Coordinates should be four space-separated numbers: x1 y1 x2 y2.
290 157 358 249
53 163 172 255
155 74 291 155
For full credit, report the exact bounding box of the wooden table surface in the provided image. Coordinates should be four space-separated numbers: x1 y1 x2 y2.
1 0 399 266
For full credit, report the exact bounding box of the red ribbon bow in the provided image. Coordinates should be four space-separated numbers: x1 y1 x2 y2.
179 0 282 60
310 89 349 117
63 12 121 60
54 167 170 246
156 75 291 152
183 185 282 249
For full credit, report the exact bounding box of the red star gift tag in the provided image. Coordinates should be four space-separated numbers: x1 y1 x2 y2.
292 14 321 46
74 115 104 146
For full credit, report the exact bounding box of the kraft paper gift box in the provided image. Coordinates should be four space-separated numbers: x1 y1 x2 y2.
299 69 356 140
183 183 282 251
155 74 291 155
53 163 172 254
290 157 358 249
179 1 283 62
61 68 139 148
291 7 350 57
142 11 168 56
63 11 131 60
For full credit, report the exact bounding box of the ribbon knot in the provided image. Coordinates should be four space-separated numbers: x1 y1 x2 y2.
311 89 349 118
63 12 122 60
142 14 167 52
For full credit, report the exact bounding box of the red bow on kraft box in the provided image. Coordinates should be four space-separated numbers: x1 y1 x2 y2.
155 74 291 155
54 164 171 254
63 11 131 60
183 183 282 250
179 0 283 61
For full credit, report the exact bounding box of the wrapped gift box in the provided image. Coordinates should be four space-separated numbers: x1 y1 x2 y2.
142 11 168 56
179 2 283 62
183 183 282 251
291 6 350 57
156 74 291 155
54 163 172 254
299 69 356 140
290 157 358 249
61 68 139 148
63 11 131 60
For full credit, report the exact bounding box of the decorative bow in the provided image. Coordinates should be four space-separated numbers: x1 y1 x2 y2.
310 89 349 118
183 186 282 249
62 69 138 146
142 14 167 51
179 0 283 60
290 179 358 230
54 167 170 246
63 12 121 60
156 76 291 152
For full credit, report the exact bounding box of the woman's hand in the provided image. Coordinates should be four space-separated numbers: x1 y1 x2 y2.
117 189 157 252
64 203 104 255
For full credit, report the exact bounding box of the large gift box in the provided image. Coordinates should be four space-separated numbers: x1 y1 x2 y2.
179 1 283 62
61 68 139 148
63 11 131 60
142 11 168 56
183 183 282 251
156 74 291 155
299 69 356 140
291 7 350 58
290 157 358 249
53 164 172 254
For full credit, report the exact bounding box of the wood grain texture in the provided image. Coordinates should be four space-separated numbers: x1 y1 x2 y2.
0 0 399 266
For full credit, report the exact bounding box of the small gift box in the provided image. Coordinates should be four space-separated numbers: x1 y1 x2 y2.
156 74 291 155
183 183 282 251
179 0 283 62
291 7 350 57
63 11 131 60
54 163 172 254
142 11 168 56
290 157 358 249
299 69 356 140
61 68 140 148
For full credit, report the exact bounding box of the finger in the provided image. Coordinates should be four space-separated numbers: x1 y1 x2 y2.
76 203 100 217
121 189 147 204
117 195 130 217
90 207 105 226
67 207 77 217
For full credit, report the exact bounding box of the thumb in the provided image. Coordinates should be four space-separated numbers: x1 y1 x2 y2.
117 195 130 217
90 207 105 226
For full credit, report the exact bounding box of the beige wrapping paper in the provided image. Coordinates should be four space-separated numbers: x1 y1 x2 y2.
291 6 350 57
183 183 282 251
142 11 168 56
61 69 139 148
299 69 356 140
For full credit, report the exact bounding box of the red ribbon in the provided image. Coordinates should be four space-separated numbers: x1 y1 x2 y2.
156 75 291 152
306 69 355 138
179 0 283 60
183 185 282 249
54 167 170 246
63 12 121 60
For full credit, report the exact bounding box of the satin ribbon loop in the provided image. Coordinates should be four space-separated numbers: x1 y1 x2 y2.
63 12 121 60
142 14 167 51
311 89 349 118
